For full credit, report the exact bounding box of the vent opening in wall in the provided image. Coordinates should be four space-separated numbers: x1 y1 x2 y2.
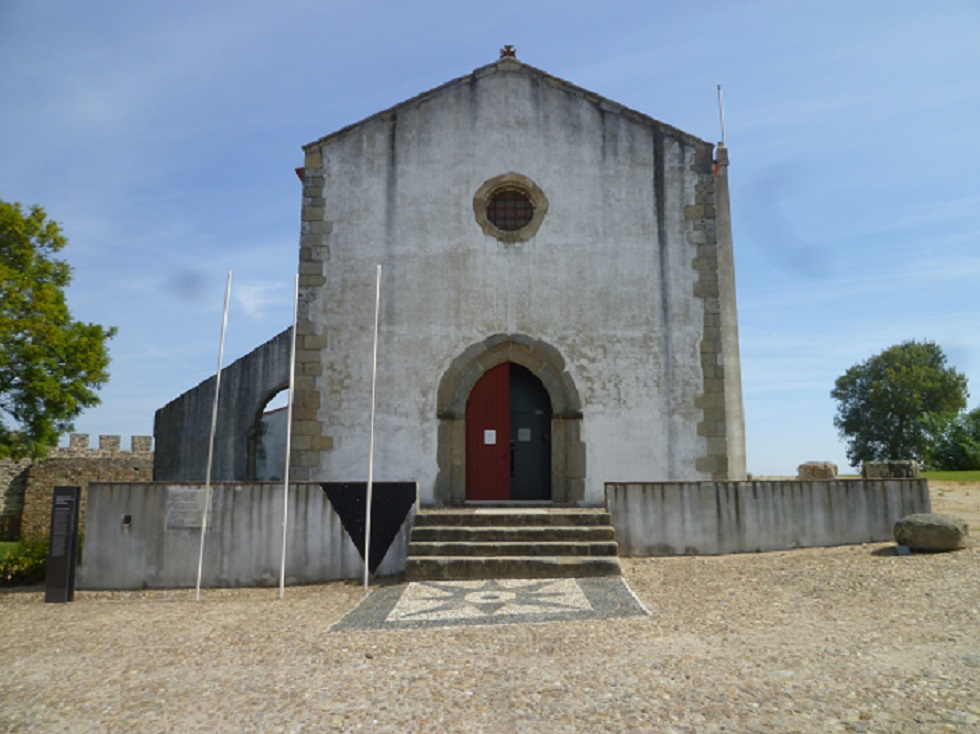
473 173 549 243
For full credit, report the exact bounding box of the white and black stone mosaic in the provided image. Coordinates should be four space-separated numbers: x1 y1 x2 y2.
331 577 649 632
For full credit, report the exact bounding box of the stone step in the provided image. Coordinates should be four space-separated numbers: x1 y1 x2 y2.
406 507 622 581
412 509 612 528
405 555 622 581
408 540 619 557
410 525 616 543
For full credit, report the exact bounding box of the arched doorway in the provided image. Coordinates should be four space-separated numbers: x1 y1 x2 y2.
247 385 289 480
435 334 585 506
465 363 552 501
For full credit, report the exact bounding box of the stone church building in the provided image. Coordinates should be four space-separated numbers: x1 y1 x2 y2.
154 48 747 508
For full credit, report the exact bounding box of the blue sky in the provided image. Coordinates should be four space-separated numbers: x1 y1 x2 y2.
2 1 978 475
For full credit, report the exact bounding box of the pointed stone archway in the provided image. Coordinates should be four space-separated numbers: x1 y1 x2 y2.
435 334 585 505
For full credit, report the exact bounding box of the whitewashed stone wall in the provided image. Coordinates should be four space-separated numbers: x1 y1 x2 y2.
291 57 745 505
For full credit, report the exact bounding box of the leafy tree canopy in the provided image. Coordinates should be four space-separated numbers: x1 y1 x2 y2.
925 407 980 471
0 200 116 459
831 340 968 466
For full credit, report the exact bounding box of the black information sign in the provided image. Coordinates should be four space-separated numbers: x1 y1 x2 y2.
45 486 81 603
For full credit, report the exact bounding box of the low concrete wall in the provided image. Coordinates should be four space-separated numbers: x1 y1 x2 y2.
79 482 416 589
606 480 930 556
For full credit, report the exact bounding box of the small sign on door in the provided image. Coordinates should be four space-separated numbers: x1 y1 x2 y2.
518 427 531 442
484 430 496 445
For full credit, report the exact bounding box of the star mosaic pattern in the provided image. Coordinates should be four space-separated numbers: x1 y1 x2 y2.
331 577 649 632
387 579 592 622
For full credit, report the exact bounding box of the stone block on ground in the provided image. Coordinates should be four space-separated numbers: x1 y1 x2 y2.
862 460 920 479
797 461 838 480
893 513 969 552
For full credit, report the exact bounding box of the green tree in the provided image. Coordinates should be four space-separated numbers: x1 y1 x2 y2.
925 407 980 471
0 200 116 458
831 340 968 466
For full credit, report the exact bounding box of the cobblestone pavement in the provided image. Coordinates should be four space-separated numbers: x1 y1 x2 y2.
331 577 649 632
1 483 977 733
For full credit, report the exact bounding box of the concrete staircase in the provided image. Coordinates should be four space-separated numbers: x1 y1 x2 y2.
405 507 622 580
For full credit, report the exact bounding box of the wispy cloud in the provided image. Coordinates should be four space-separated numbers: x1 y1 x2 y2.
234 280 293 320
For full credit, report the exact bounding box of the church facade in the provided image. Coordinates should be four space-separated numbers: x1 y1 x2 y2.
154 50 746 508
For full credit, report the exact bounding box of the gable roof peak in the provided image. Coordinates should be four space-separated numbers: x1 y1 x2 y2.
304 50 710 151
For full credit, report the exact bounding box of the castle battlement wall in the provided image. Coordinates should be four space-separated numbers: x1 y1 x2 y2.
63 433 154 456
0 434 155 541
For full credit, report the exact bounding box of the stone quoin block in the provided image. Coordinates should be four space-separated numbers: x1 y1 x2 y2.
797 462 838 480
863 461 920 479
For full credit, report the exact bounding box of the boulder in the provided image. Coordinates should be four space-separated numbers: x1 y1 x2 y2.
797 461 838 480
893 514 970 552
862 460 920 479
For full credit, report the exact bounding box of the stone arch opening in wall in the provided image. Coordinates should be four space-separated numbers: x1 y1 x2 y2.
434 334 585 506
248 384 289 480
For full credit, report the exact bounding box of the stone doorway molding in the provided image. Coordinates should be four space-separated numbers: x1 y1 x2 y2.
435 334 585 506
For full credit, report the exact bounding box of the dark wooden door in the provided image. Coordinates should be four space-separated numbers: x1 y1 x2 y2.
465 363 552 501
465 363 510 500
509 365 552 500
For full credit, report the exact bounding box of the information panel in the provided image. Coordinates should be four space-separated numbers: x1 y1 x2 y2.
45 486 81 603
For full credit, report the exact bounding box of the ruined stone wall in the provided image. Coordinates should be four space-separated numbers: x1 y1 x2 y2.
0 458 31 540
11 434 154 540
153 329 291 482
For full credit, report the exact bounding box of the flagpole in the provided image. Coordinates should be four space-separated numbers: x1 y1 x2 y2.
717 83 726 146
363 264 381 591
196 270 232 602
279 274 300 600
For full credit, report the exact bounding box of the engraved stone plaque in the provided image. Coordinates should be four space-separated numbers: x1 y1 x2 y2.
166 486 210 529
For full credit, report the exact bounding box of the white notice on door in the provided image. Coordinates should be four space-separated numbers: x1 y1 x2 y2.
518 428 531 442
484 430 496 445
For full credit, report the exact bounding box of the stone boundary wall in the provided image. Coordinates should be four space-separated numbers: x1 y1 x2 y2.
606 479 930 556
3 434 154 541
79 482 416 589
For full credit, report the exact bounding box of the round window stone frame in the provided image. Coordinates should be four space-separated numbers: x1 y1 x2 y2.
473 173 549 243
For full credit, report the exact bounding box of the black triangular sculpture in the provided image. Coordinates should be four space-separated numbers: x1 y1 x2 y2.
321 482 417 575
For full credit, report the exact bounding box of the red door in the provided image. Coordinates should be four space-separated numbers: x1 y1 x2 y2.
465 363 510 500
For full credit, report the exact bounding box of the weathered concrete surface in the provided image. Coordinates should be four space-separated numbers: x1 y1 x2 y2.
606 480 930 556
154 330 291 482
293 56 745 504
863 461 920 479
78 482 415 589
894 513 969 552
798 462 838 480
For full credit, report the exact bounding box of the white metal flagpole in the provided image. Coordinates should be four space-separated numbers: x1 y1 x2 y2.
196 270 232 602
278 274 300 600
363 264 381 591
717 83 727 146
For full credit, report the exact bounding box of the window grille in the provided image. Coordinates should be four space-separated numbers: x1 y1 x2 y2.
487 189 534 231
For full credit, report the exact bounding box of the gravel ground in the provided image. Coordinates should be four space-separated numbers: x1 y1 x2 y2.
1 483 977 733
